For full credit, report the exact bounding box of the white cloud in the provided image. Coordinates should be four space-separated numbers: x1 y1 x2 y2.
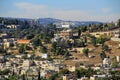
7 2 120 22
102 8 110 13
14 2 48 18
15 2 46 11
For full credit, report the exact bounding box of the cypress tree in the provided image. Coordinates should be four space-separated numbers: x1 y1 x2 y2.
38 67 41 80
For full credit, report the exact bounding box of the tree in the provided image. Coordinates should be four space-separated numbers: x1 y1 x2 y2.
0 47 6 53
117 19 120 27
50 31 54 38
110 71 120 79
19 44 26 54
7 75 18 80
96 36 108 45
91 36 96 46
59 69 69 75
111 60 118 68
74 39 85 47
84 36 87 43
49 73 58 80
64 50 69 57
40 46 47 53
78 29 81 37
26 46 32 50
86 68 96 77
22 74 26 80
26 34 34 39
51 42 57 52
0 69 10 75
80 26 87 32
55 47 62 55
75 68 87 78
38 67 41 80
82 48 89 57
75 68 96 78
12 69 15 76
33 38 42 47
51 41 69 56
75 69 82 78
67 40 72 49
102 44 109 51
100 51 106 60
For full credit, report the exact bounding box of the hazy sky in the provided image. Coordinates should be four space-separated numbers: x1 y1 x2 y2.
0 0 120 22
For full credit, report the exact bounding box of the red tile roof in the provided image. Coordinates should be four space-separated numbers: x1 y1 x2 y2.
18 39 30 44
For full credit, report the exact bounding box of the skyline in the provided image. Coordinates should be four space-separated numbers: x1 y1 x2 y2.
0 0 120 22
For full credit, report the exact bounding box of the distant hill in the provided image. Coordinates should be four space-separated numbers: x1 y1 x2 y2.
0 17 104 26
38 18 103 26
38 18 62 25
74 21 104 26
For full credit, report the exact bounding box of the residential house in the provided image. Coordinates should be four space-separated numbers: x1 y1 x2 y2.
64 60 80 72
62 24 71 28
5 61 12 69
116 56 120 62
60 29 73 38
63 74 76 80
22 60 34 70
52 35 61 42
80 76 89 80
102 58 111 75
90 31 113 38
41 53 50 59
111 30 120 42
6 25 20 29
0 33 7 37
45 70 56 79
2 38 17 49
103 58 111 68
17 39 31 44
90 74 112 80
